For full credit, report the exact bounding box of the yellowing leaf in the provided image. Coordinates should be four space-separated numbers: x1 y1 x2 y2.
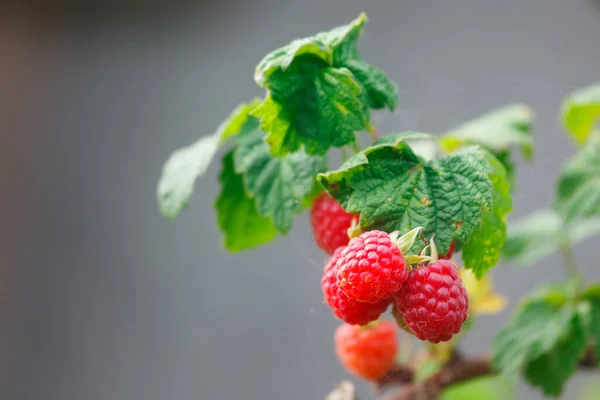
459 268 507 315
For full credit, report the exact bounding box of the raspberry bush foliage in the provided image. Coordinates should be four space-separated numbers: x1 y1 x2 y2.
157 13 600 400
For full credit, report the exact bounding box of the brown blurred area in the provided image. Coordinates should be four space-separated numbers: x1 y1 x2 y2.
0 8 53 396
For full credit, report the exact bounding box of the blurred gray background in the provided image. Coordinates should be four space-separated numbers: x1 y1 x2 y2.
1 0 600 399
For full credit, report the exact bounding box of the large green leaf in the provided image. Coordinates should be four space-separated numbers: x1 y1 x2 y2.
215 152 278 252
561 83 600 145
493 300 576 377
233 117 327 233
157 100 260 219
253 13 397 156
556 135 600 221
440 104 534 159
502 209 600 267
317 134 493 254
462 152 512 278
523 304 589 397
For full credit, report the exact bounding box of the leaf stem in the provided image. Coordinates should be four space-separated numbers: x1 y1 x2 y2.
367 123 379 141
349 140 361 154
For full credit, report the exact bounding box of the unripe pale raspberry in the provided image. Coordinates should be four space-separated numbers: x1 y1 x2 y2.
334 320 398 381
322 248 391 325
395 260 469 343
310 193 358 254
336 230 407 303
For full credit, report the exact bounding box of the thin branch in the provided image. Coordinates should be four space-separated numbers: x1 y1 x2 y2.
376 365 415 389
379 358 494 400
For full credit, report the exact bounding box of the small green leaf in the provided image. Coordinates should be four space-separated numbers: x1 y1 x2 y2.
523 304 589 397
440 104 534 160
215 152 278 252
556 134 600 221
157 100 260 219
395 226 424 254
561 83 600 146
582 286 600 361
233 117 327 233
462 152 512 278
493 300 575 376
318 138 493 255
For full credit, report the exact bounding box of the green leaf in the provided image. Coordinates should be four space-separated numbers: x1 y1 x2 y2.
440 104 534 160
502 209 600 267
462 152 512 278
556 134 600 221
215 152 278 252
561 83 600 145
344 60 397 110
252 66 369 156
318 137 493 254
582 286 600 361
157 99 260 219
253 13 397 156
522 304 589 397
493 300 576 376
233 117 327 233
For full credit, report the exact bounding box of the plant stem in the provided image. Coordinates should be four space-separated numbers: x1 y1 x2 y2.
559 242 582 289
367 124 379 141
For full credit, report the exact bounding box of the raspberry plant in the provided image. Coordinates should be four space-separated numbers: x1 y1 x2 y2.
157 13 600 400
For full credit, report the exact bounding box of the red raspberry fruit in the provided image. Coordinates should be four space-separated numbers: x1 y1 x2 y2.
395 260 468 343
322 247 391 325
335 320 398 381
310 193 358 254
336 230 407 303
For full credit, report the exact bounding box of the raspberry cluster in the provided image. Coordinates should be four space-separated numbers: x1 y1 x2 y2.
314 195 469 343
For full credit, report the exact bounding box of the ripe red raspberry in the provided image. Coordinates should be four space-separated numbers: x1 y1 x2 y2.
336 230 407 303
395 260 468 343
310 193 358 254
334 320 398 381
322 248 391 325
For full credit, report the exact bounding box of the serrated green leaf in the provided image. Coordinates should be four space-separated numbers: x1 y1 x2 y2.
556 135 600 221
253 65 369 156
561 83 600 145
233 117 326 233
318 139 493 254
492 149 516 190
462 152 512 278
215 152 278 252
253 13 397 156
344 60 397 110
157 100 260 219
582 287 600 361
523 305 589 397
493 300 575 376
503 209 600 267
440 104 534 159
